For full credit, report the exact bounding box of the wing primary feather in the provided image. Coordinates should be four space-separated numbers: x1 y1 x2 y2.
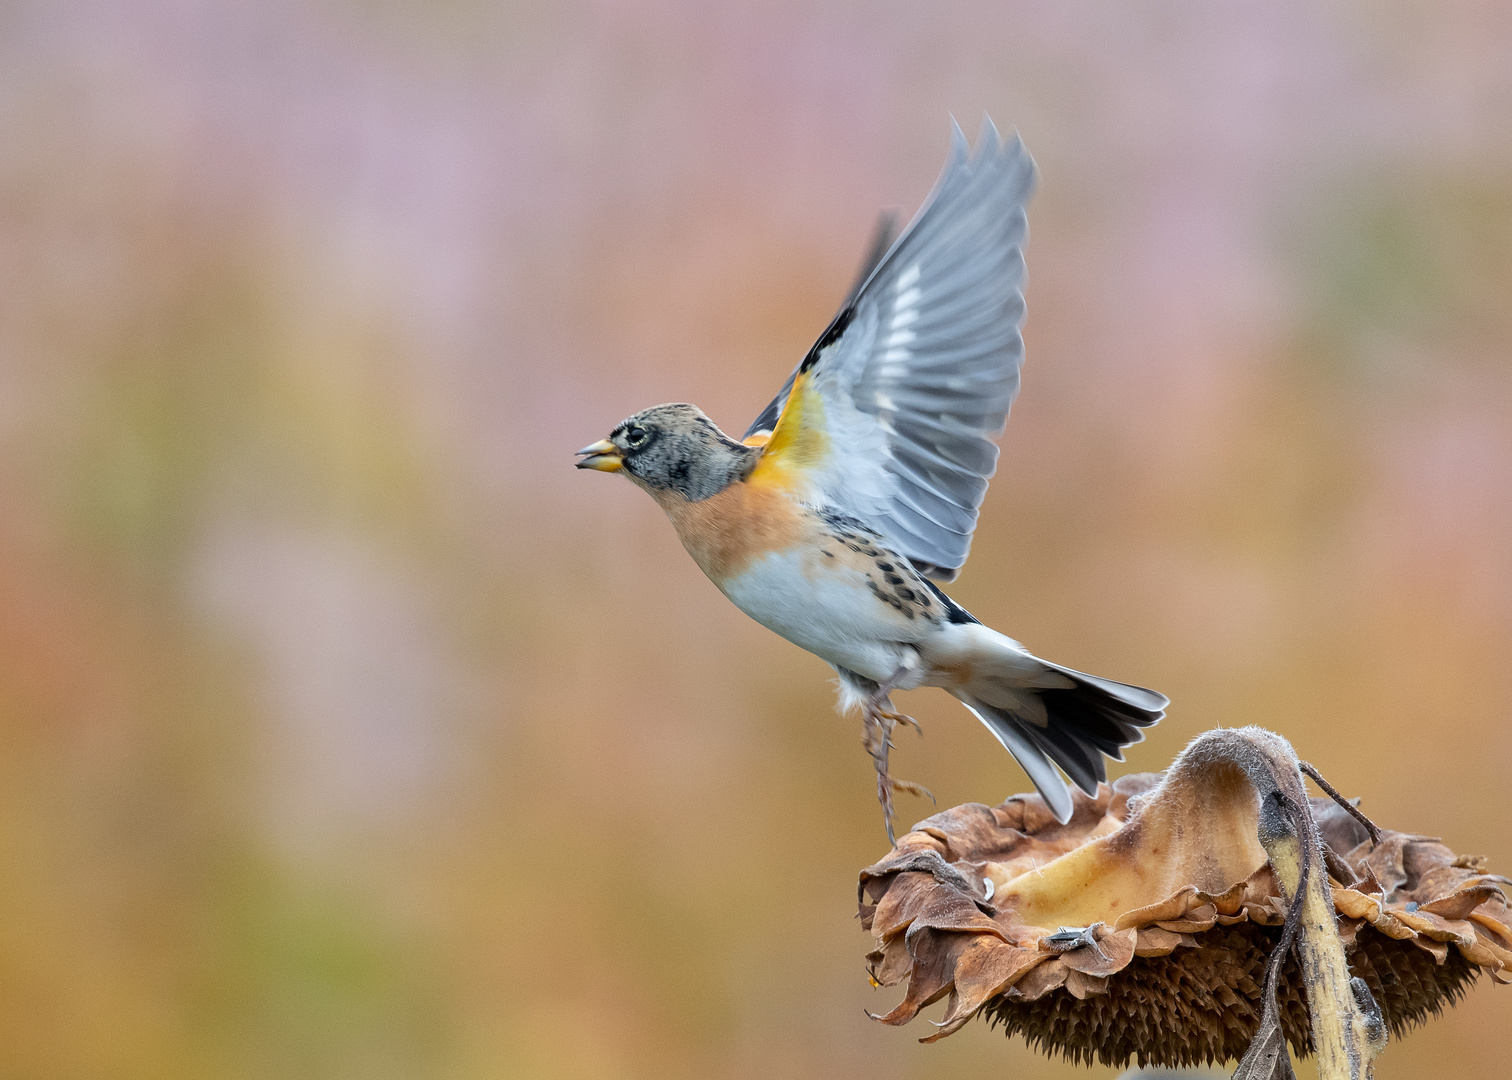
840 116 979 303
746 120 1038 576
842 210 901 309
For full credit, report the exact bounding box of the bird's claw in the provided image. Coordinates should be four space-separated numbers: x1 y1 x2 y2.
887 777 935 804
879 708 923 736
861 699 931 844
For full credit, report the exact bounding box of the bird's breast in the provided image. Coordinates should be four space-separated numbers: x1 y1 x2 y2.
653 482 939 678
654 478 810 583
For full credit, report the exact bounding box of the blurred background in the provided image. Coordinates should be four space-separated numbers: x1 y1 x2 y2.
1 1 1509 1077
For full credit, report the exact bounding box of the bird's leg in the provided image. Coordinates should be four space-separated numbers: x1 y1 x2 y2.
859 701 898 842
860 667 934 844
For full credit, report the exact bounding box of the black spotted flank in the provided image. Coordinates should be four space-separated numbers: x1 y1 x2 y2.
817 508 948 624
798 305 856 374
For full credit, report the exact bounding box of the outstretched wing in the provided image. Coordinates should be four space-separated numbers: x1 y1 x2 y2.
746 118 1035 581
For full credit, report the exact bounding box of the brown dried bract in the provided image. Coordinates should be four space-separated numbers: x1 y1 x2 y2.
859 754 1511 1068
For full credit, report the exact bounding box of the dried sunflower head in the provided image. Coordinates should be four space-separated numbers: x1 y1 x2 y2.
859 732 1511 1070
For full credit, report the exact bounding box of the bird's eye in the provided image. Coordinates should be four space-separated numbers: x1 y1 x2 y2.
626 426 648 448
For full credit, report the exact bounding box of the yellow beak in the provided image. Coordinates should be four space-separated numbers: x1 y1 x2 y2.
575 439 623 472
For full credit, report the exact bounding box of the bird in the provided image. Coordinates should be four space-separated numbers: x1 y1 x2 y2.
575 117 1167 841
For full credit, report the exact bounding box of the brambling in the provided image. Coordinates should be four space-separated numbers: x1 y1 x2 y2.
577 118 1167 840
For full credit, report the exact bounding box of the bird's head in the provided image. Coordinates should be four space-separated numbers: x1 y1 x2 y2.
575 403 759 502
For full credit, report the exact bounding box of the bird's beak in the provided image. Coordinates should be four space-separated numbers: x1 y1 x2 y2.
575 439 623 472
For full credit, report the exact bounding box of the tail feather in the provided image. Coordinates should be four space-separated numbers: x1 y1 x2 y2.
947 637 1167 824
1020 707 1110 793
957 696 1075 824
1033 678 1158 761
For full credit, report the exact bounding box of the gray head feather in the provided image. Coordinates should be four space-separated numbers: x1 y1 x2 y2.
608 404 759 501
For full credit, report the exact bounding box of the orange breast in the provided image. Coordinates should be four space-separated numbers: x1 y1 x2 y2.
652 479 810 584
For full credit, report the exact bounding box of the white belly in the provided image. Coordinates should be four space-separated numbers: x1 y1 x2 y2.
717 548 930 681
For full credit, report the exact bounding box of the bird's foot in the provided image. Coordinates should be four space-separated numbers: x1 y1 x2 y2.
879 705 924 737
861 699 934 845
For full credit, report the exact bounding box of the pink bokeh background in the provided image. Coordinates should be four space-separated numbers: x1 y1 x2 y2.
1 2 1509 1077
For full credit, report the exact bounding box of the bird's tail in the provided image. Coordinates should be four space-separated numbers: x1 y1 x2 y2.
940 626 1166 823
